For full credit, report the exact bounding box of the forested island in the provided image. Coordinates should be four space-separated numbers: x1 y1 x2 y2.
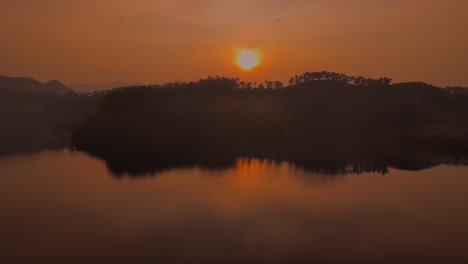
2 71 468 175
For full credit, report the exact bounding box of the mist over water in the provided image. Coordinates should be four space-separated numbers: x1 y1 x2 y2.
1 149 467 264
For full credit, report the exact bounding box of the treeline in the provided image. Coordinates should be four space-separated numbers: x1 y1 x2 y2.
88 71 393 93
236 71 393 89
443 86 468 95
289 71 392 87
69 71 467 95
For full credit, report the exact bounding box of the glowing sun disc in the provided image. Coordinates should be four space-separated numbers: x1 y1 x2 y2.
236 49 259 70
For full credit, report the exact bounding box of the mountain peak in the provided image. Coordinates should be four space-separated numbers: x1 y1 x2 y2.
0 75 72 95
44 80 62 85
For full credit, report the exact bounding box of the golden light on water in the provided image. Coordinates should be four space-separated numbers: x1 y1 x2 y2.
236 49 260 71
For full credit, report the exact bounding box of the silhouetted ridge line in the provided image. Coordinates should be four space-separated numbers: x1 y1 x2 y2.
0 75 72 95
70 81 145 93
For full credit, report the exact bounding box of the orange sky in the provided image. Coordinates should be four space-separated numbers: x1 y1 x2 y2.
1 0 467 86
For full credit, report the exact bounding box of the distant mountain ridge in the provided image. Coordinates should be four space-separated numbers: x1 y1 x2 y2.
70 81 145 92
0 75 72 95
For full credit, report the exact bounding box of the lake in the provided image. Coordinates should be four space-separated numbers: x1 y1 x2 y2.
1 149 468 264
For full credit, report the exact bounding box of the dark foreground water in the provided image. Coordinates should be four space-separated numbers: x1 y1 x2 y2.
1 149 468 264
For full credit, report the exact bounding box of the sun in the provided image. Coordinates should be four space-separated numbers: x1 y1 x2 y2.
236 49 260 71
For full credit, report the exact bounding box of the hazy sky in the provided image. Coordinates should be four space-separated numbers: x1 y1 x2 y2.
1 0 467 86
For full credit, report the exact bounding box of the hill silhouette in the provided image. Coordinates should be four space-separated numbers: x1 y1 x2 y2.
43 80 72 94
70 71 468 176
0 75 72 95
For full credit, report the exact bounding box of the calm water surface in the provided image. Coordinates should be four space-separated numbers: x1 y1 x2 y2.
1 150 468 264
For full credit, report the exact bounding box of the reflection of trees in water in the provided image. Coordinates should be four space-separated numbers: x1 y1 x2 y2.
76 144 467 178
301 159 389 176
